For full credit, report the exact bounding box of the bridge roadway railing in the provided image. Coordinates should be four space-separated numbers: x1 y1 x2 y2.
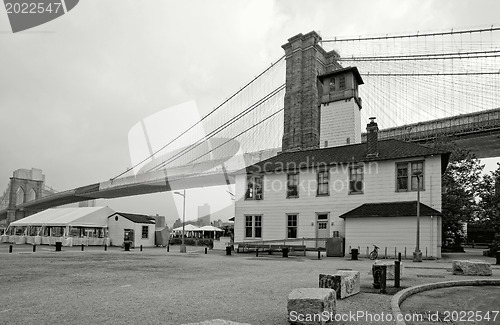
361 107 500 142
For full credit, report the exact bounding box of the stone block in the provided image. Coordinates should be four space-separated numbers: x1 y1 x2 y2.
336 271 360 299
372 260 403 280
182 320 251 325
452 260 492 276
318 274 341 299
287 288 336 325
319 272 360 300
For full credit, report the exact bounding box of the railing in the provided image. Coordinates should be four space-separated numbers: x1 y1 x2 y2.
361 107 500 142
233 237 338 250
348 245 437 260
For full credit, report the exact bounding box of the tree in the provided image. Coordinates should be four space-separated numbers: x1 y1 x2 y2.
439 143 484 249
476 162 500 234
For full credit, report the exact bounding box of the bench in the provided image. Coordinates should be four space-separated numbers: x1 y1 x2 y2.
237 244 307 256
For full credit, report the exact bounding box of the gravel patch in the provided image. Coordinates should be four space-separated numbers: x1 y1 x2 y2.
0 244 498 325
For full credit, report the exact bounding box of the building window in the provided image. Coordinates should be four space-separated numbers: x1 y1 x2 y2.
396 161 424 192
245 175 263 200
317 169 329 196
287 173 299 198
349 166 364 194
329 77 336 91
287 214 298 239
339 75 346 90
142 226 149 239
245 215 262 239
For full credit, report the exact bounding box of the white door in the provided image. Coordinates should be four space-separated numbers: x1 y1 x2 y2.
316 213 329 248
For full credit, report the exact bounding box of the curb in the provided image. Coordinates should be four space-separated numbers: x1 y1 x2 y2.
391 278 500 325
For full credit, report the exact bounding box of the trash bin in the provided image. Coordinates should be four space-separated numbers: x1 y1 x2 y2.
55 242 62 252
282 247 289 258
124 241 131 251
226 246 231 256
351 248 358 260
496 251 500 265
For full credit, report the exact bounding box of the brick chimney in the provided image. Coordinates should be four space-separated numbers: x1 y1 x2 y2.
366 117 379 158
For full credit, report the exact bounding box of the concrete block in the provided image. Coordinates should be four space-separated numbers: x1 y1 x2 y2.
336 271 360 299
287 288 336 325
373 260 403 280
319 272 360 300
318 274 341 299
182 320 251 325
452 260 492 276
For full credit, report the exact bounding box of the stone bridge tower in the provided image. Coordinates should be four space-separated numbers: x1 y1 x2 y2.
6 168 45 224
281 31 364 152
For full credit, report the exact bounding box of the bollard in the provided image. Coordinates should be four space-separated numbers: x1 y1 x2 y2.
380 266 387 294
395 260 401 288
317 248 321 260
351 248 359 260
9 245 13 253
140 245 143 252
33 245 36 253
55 242 62 252
81 244 84 251
104 244 107 251
167 245 170 252
225 246 231 256
256 248 259 257
124 242 130 251
282 247 289 258
205 247 208 254
496 251 500 265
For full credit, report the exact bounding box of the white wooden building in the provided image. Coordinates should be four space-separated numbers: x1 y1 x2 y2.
108 212 156 248
234 122 450 258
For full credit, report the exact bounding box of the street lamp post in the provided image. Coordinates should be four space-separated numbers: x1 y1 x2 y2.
174 190 186 253
413 171 423 262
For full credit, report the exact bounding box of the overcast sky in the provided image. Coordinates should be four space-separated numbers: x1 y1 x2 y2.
1 0 499 226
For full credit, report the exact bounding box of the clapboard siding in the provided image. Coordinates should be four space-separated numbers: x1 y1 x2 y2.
235 155 442 250
108 214 156 247
345 216 441 258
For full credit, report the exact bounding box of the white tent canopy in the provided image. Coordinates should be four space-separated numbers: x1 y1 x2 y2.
173 224 200 232
9 207 115 227
198 225 223 232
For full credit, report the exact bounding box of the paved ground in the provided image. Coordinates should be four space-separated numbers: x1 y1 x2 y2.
0 243 499 325
401 286 500 325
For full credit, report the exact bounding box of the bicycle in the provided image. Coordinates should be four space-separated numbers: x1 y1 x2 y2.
369 245 379 260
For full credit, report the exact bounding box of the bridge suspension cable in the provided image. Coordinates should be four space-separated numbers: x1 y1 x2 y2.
322 24 500 129
111 55 285 180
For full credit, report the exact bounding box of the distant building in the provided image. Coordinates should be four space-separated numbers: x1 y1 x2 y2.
151 214 166 228
78 200 96 208
197 203 210 226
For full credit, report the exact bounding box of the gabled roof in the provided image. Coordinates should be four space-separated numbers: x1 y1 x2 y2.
339 201 442 219
9 207 115 227
318 66 364 85
112 212 155 224
243 139 450 174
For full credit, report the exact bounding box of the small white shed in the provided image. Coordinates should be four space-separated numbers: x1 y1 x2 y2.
108 212 156 248
340 201 442 259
